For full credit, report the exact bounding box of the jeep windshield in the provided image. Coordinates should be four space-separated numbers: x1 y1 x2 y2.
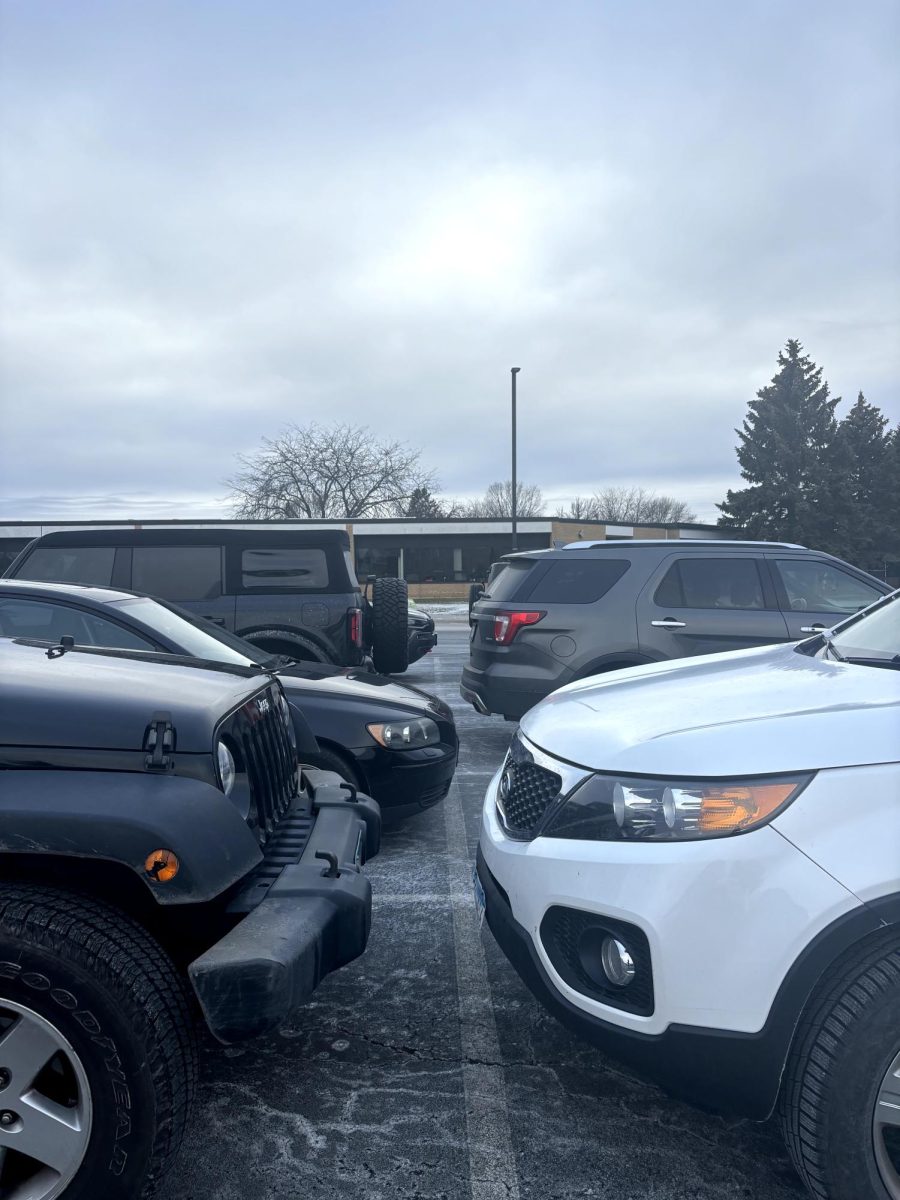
112 597 275 667
811 590 900 668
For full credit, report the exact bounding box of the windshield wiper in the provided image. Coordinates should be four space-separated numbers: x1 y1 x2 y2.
842 655 900 671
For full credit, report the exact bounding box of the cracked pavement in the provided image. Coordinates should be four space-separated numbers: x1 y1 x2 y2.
169 626 805 1200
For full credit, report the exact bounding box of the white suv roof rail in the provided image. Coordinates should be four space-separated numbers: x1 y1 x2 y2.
561 539 807 550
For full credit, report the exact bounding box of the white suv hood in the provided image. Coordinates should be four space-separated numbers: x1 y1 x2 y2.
519 643 900 777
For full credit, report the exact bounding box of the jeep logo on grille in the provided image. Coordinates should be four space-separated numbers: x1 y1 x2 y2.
255 697 271 716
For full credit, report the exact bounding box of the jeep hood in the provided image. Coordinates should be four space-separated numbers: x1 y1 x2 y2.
1 642 271 753
520 643 900 777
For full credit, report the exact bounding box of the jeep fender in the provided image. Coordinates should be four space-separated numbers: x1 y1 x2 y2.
238 626 336 664
0 771 263 904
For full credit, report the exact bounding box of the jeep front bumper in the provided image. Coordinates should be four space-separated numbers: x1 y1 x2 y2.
189 769 380 1043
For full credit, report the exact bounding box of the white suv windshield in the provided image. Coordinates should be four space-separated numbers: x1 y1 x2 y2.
113 598 255 666
829 594 899 663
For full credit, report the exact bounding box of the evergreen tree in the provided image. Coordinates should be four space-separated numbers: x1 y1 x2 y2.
718 340 839 544
826 393 890 572
404 485 446 519
882 424 900 580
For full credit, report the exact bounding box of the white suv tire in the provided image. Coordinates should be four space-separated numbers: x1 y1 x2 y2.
780 933 900 1200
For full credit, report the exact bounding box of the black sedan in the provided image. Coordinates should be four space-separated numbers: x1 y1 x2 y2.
407 601 437 664
0 579 458 820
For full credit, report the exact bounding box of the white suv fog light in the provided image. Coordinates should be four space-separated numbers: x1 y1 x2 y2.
600 937 636 988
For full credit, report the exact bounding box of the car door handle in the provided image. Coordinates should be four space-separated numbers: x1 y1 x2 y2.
799 623 827 633
204 615 226 626
651 618 686 628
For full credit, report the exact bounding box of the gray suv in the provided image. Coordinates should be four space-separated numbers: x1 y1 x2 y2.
460 540 890 720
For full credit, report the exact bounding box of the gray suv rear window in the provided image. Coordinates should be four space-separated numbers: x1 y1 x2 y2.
520 559 630 604
655 558 765 610
241 548 328 590
484 560 534 602
17 546 115 587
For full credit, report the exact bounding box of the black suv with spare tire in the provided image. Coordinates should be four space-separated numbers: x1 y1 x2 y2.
0 636 379 1199
4 527 411 674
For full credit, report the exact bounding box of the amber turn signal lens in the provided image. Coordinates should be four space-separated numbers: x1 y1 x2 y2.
698 783 798 833
144 849 180 883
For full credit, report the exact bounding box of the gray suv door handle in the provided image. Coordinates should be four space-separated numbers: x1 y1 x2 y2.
800 623 828 633
651 618 686 628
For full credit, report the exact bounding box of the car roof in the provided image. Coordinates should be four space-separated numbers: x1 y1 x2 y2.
0 578 139 604
16 528 351 549
559 539 807 550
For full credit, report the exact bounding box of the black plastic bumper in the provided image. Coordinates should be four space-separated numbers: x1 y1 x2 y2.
460 663 559 721
189 775 379 1043
408 627 437 665
476 845 790 1120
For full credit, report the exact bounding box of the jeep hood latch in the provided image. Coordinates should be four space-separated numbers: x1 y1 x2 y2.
144 712 176 772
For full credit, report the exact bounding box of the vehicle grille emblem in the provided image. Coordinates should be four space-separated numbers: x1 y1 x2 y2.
256 697 271 716
499 765 514 801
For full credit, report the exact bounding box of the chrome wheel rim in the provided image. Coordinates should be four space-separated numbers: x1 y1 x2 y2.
874 1047 900 1199
0 1000 93 1200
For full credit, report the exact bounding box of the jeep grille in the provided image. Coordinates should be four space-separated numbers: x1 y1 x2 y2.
223 685 298 844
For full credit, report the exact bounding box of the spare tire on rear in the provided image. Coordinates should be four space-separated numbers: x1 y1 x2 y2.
371 577 409 674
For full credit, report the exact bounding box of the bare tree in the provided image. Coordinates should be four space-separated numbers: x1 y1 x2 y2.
227 423 436 518
556 487 696 524
459 480 544 518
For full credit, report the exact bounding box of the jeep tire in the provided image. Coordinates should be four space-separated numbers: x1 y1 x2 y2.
780 933 900 1200
371 577 409 674
0 885 198 1200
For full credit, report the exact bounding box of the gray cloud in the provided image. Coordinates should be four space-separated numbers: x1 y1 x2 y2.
1 0 898 524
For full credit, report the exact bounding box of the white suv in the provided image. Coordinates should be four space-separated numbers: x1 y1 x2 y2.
476 590 900 1200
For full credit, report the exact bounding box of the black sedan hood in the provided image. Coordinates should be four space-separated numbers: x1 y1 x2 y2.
276 662 450 718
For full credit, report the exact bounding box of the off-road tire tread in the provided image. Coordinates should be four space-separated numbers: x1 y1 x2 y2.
371 577 409 674
779 933 900 1200
0 884 199 1197
244 628 330 664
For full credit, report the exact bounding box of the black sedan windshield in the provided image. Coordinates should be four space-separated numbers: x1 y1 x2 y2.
113 597 271 667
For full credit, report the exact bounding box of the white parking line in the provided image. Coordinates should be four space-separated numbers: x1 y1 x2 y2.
443 777 521 1200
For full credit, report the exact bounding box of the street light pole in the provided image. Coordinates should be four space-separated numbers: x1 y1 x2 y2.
511 367 521 552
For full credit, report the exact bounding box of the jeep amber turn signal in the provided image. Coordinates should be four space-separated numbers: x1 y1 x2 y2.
543 774 813 841
144 850 180 882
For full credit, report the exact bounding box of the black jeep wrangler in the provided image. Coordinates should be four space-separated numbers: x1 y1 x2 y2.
5 526 411 674
0 637 380 1199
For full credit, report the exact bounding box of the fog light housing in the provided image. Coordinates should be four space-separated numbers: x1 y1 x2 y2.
600 936 636 987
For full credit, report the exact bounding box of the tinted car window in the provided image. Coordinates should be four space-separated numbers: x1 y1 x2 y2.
654 558 765 610
132 546 222 601
114 598 256 665
520 559 629 604
15 546 115 587
483 560 534 602
775 559 882 615
241 548 328 590
0 598 154 650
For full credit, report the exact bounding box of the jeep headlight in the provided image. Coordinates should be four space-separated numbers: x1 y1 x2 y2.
367 717 440 750
216 740 236 795
277 692 297 749
542 773 813 841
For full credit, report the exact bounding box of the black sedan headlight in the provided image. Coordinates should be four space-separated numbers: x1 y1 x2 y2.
367 717 440 750
542 773 813 841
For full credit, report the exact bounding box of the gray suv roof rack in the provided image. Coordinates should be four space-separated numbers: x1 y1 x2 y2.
561 539 807 551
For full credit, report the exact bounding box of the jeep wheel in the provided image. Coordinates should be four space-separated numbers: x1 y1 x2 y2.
468 583 483 614
780 934 900 1200
370 577 409 674
0 886 198 1200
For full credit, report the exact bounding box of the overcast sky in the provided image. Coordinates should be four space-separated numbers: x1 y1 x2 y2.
1 0 898 523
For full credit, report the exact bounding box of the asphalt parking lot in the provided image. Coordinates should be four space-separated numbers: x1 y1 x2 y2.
170 626 805 1200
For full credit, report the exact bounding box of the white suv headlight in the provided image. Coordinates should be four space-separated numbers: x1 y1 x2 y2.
542 773 813 841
